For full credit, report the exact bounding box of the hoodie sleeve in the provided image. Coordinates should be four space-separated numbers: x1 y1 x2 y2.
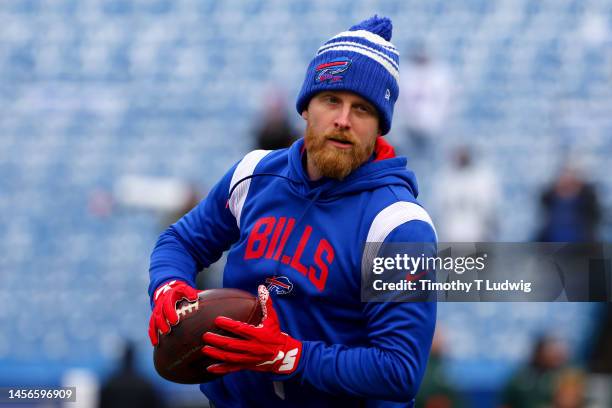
147 162 241 305
293 219 437 402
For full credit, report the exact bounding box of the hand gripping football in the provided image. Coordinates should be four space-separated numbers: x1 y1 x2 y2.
153 288 263 384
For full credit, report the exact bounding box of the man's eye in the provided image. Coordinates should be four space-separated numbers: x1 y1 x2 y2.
356 105 371 113
326 96 339 104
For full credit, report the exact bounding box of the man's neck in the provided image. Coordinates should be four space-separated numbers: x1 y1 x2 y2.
303 152 323 181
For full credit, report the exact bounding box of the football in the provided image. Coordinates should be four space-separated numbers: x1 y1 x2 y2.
153 288 263 384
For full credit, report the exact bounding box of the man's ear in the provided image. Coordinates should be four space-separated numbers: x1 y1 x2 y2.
301 110 308 120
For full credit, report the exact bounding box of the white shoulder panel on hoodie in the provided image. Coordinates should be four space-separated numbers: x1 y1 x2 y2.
228 150 272 228
361 201 437 276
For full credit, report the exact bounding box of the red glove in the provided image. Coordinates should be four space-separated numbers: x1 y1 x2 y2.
201 285 302 375
148 279 200 346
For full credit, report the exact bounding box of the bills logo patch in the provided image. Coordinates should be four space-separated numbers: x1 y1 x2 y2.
315 57 352 84
266 276 294 295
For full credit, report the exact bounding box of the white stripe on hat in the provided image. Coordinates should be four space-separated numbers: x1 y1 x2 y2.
317 41 399 71
317 45 400 83
330 30 399 53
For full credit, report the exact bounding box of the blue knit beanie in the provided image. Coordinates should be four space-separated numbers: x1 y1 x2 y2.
296 15 399 135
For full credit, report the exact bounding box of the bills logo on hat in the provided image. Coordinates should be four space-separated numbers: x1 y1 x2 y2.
315 57 352 84
265 276 294 295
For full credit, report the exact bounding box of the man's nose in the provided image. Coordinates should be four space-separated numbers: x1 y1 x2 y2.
333 106 351 130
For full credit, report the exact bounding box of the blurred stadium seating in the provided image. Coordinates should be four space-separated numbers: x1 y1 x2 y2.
0 0 610 405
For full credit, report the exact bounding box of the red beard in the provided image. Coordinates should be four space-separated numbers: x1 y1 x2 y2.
304 125 375 180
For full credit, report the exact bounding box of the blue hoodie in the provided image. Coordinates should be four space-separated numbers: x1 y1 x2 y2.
149 138 437 407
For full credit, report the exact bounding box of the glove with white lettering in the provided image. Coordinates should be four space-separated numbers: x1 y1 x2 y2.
201 285 302 375
148 279 200 346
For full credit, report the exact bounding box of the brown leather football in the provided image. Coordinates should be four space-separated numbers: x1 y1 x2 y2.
153 288 262 384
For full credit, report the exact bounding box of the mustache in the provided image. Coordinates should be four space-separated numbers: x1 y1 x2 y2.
325 132 355 144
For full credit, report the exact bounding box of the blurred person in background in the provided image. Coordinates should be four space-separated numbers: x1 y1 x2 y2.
500 336 569 408
536 162 601 243
397 43 453 154
161 184 202 229
433 146 500 242
589 304 612 374
551 369 587 408
93 175 204 228
253 86 297 151
534 160 604 301
416 327 464 408
148 16 438 407
99 341 165 408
